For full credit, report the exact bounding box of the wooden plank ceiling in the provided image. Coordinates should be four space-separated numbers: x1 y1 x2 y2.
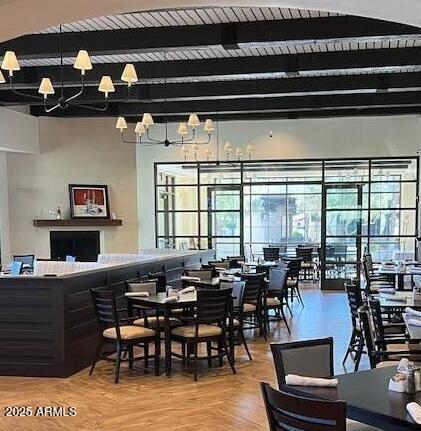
1 6 421 121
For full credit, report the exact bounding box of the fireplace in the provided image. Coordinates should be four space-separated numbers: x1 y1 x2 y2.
50 231 100 262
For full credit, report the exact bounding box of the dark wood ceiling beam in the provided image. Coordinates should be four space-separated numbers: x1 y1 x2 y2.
4 72 421 106
1 16 420 60
3 47 421 90
28 91 421 118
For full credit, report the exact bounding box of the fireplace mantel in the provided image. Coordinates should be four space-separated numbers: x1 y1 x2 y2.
33 219 123 227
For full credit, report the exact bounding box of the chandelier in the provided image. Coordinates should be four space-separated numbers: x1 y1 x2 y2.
115 114 215 147
0 27 137 113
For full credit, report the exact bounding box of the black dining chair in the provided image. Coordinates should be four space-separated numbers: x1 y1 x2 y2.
270 338 334 385
260 382 347 431
241 272 266 339
264 268 291 334
220 280 252 361
263 247 280 262
170 288 235 381
90 287 160 383
343 282 365 371
296 247 314 281
285 257 304 306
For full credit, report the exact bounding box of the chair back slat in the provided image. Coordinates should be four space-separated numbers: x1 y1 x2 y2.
186 269 213 281
263 247 280 261
270 338 334 386
286 258 302 279
344 282 363 321
242 273 265 303
196 289 231 324
368 297 386 347
268 268 288 294
358 305 377 368
126 280 157 295
296 247 312 262
90 288 120 332
260 383 346 431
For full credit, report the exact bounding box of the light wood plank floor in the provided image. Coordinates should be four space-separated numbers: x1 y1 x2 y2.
0 285 365 431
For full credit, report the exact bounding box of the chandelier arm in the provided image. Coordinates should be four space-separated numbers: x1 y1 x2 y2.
43 100 62 113
145 128 166 144
174 134 211 146
9 77 45 102
64 75 86 104
119 131 164 146
70 101 109 112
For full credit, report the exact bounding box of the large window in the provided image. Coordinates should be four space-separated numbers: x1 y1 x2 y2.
155 157 419 262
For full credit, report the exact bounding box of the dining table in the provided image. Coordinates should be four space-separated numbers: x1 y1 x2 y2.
286 366 420 430
377 291 421 311
403 313 421 342
377 264 421 291
127 291 197 376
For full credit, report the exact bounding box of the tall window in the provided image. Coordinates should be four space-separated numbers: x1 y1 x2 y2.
155 158 418 262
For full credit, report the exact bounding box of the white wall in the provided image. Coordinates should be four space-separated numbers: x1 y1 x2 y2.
137 115 421 247
0 107 39 153
7 117 138 258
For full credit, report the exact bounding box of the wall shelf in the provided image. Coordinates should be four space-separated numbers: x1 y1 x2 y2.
33 219 123 227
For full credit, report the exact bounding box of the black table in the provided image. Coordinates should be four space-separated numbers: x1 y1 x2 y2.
287 367 420 430
403 313 421 342
377 292 421 311
127 292 197 377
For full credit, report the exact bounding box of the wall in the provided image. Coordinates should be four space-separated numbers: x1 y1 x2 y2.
7 117 138 258
137 115 421 247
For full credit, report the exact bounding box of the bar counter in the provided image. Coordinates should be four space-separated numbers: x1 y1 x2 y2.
0 250 214 377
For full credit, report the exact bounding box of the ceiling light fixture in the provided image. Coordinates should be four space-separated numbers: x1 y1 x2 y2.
0 26 138 113
115 53 214 147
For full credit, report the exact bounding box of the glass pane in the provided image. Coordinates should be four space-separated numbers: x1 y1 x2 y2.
369 237 416 261
211 238 241 260
157 186 198 210
210 189 240 211
174 212 198 236
199 162 241 184
325 238 358 262
325 210 368 237
326 188 360 209
157 188 174 211
157 164 197 185
371 158 417 181
324 263 359 280
211 212 240 237
369 209 416 236
370 182 416 209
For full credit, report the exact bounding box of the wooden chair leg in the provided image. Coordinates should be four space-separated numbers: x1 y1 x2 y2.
193 342 198 382
222 336 236 375
144 342 149 368
240 329 252 360
114 342 122 384
280 306 291 334
218 339 223 367
354 335 364 372
89 338 102 376
182 342 186 365
128 345 134 370
207 342 212 368
342 328 356 364
154 337 160 377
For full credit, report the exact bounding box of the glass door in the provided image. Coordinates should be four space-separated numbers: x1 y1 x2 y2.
321 184 363 290
207 186 243 259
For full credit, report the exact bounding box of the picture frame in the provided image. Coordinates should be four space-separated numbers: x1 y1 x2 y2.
69 184 110 219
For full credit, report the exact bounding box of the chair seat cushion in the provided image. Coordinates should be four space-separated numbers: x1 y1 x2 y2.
171 324 222 338
243 303 257 313
266 297 281 307
103 325 155 340
134 316 181 328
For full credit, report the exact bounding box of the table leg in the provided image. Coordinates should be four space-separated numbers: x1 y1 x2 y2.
164 306 172 377
397 274 404 291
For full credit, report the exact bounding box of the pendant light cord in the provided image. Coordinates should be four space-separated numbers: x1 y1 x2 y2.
164 52 168 140
59 25 64 98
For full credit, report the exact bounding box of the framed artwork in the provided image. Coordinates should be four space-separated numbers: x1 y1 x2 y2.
69 184 110 219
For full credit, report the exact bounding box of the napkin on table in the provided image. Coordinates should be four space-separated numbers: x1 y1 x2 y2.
124 292 149 297
179 286 195 294
407 402 421 424
405 307 421 317
180 276 201 282
162 296 178 303
285 374 338 387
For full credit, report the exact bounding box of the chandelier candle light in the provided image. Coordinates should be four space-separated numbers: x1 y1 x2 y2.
116 113 215 147
0 26 139 113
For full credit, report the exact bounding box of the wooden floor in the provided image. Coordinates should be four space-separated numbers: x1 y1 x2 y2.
0 284 366 431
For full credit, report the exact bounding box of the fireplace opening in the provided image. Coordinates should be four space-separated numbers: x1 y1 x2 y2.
50 231 100 262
